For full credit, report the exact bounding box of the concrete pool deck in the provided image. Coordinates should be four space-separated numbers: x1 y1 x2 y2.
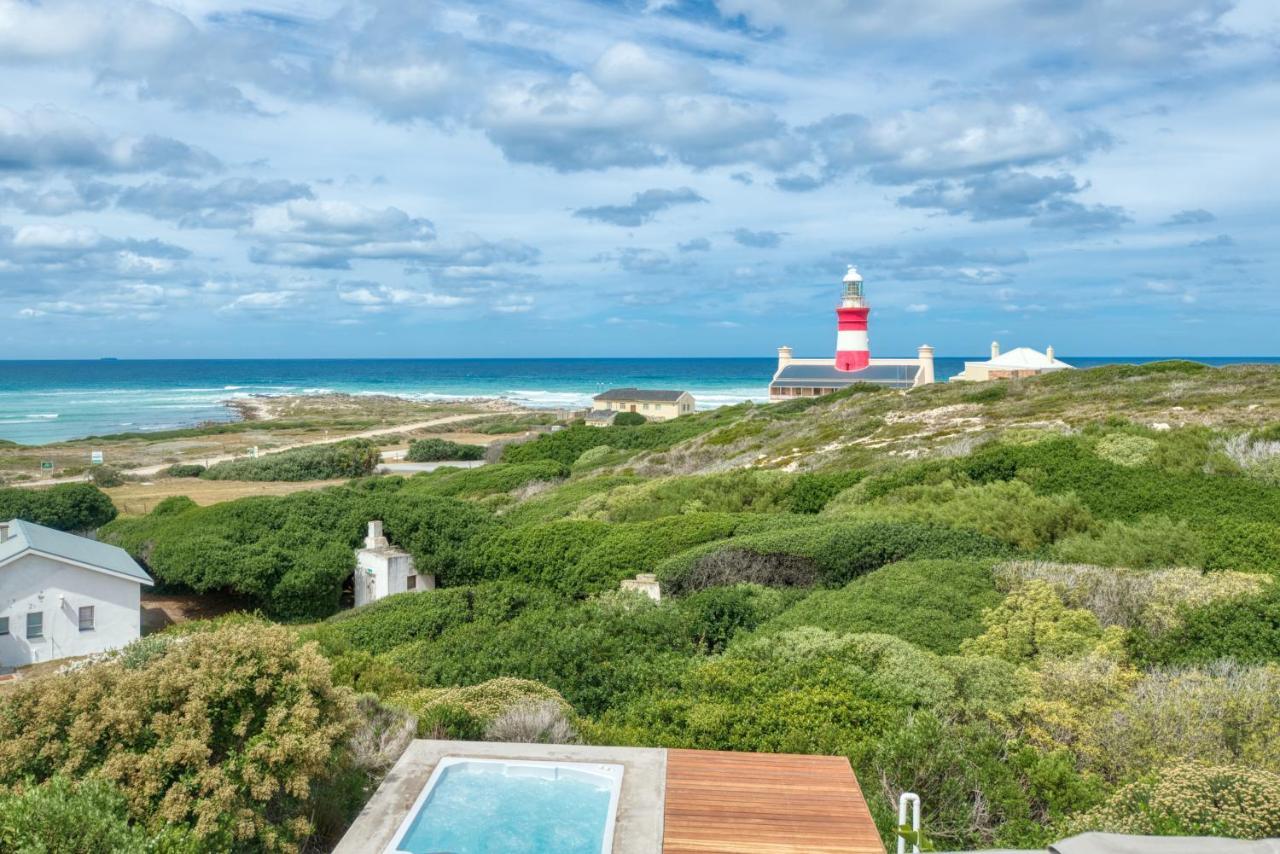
334 740 667 854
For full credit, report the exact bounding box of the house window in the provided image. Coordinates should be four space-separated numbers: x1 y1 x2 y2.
0 616 8 635
78 606 95 632
406 575 416 591
26 612 42 639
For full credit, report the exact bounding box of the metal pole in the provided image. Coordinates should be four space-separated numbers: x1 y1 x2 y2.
897 792 921 854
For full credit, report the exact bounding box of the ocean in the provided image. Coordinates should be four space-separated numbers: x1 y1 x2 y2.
0 357 1276 446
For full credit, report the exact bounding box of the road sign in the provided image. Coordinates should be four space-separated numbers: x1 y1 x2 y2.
90 451 104 465
40 461 53 471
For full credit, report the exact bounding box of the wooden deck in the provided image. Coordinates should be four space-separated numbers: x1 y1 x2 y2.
661 748 885 854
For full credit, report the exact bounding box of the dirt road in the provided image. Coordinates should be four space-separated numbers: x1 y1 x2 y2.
22 412 489 487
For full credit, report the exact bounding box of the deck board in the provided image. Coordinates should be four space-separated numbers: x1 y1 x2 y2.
661 748 884 854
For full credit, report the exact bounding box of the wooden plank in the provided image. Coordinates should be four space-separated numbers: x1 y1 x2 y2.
661 748 884 854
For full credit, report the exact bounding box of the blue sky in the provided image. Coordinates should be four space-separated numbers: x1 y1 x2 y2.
0 0 1276 359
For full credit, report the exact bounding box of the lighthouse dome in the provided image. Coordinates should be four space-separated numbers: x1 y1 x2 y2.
843 265 863 284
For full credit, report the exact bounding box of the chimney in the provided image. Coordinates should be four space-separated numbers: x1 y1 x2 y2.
777 345 793 371
365 520 388 549
1046 345 1055 361
991 341 1000 360
916 344 935 385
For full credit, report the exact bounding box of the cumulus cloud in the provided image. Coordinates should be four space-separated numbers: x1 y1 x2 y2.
732 228 784 248
897 169 1131 231
1163 208 1216 226
574 187 706 227
116 178 314 228
246 199 538 271
678 237 711 252
0 106 220 176
595 247 690 275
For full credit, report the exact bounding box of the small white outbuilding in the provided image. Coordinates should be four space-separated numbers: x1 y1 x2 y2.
353 521 435 608
0 518 153 669
950 342 1073 382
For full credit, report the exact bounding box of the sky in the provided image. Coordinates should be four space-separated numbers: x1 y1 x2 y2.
0 0 1277 359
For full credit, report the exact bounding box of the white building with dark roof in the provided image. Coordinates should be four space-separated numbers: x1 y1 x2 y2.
0 518 153 668
591 388 695 423
769 266 935 401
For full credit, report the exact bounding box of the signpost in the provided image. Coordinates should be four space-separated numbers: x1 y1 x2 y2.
40 461 53 472
90 451 104 465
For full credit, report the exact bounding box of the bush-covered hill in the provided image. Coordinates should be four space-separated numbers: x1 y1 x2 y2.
59 361 1280 849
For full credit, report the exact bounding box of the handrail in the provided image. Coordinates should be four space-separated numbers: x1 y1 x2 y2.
897 791 921 854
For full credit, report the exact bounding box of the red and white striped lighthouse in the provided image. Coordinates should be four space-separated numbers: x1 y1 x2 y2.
835 265 870 372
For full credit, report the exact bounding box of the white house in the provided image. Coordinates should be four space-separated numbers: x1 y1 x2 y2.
950 342 1074 382
353 521 435 608
0 518 153 669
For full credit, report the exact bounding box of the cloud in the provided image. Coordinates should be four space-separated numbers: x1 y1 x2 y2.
246 199 538 270
337 282 469 309
1162 208 1216 226
0 179 116 215
1188 233 1235 248
905 303 930 313
0 107 219 177
678 237 711 252
732 228 784 248
116 178 314 228
596 247 689 275
479 69 801 172
791 102 1110 190
573 186 706 226
898 169 1130 230
591 42 708 93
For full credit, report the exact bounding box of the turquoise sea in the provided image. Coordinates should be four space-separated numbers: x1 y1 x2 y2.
0 357 1276 445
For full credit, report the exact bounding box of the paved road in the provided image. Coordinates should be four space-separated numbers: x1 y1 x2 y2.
22 412 490 487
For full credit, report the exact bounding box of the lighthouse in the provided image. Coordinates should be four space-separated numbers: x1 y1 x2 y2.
835 265 870 371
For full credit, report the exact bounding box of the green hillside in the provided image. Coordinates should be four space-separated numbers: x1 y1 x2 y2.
5 361 1280 851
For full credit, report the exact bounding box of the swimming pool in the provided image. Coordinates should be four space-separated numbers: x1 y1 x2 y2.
384 756 625 854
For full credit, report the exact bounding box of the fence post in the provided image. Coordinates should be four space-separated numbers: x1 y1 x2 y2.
897 791 921 854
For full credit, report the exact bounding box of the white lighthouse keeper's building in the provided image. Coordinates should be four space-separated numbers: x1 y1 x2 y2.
353 521 435 608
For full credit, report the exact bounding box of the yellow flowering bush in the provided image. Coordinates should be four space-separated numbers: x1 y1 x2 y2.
1070 762 1280 838
390 677 571 726
0 623 357 852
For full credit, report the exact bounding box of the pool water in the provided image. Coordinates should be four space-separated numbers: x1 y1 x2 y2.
390 759 623 854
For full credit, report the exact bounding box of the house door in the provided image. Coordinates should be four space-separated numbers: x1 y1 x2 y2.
629 405 636 412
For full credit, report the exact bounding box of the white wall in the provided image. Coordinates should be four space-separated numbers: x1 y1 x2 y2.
353 549 433 608
0 553 142 668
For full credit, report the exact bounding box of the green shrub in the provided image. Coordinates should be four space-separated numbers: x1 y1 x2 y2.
1050 516 1205 569
660 520 1011 592
574 470 794 522
0 483 117 531
786 469 866 514
1094 433 1159 468
387 594 696 716
405 438 484 462
613 411 646 426
827 479 1091 550
678 584 799 654
402 460 568 499
308 582 558 657
88 466 126 488
102 485 499 619
163 463 205 478
390 677 571 736
1069 762 1280 838
0 622 357 852
1129 583 1280 666
0 776 197 854
996 561 1269 636
761 560 1002 654
961 581 1109 664
499 475 643 525
1087 662 1280 779
1203 518 1280 575
201 439 381 481
148 495 197 517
